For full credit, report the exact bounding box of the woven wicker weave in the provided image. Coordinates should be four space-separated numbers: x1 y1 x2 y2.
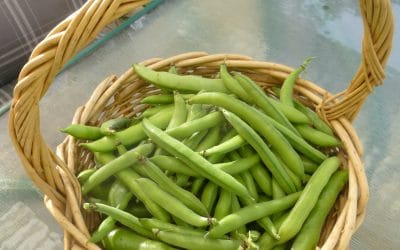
8 0 394 249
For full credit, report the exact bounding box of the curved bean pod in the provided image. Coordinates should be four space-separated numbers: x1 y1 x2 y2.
220 64 251 103
214 154 259 175
278 157 341 243
141 94 175 105
280 58 313 107
291 170 348 250
103 228 174 250
93 152 171 222
167 92 188 129
134 64 229 93
207 192 301 239
60 124 103 140
82 105 174 152
83 202 154 239
200 135 246 157
82 143 154 194
295 124 341 147
77 169 95 184
166 111 223 140
268 97 310 124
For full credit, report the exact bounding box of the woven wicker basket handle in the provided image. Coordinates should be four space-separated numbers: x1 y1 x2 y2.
319 0 394 121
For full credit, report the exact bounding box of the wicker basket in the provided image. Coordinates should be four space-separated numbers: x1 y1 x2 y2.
8 0 394 249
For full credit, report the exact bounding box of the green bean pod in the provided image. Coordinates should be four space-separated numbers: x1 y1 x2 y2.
166 111 223 140
141 94 175 105
60 124 103 140
142 119 253 201
82 105 174 152
154 92 189 156
83 203 154 239
82 143 154 194
278 157 341 243
280 58 313 107
134 178 215 227
214 154 259 175
291 170 348 250
77 168 96 184
153 229 241 250
103 228 174 250
207 192 301 239
200 135 246 157
220 64 252 103
108 180 132 207
295 124 341 147
167 92 188 129
134 64 229 93
268 98 310 124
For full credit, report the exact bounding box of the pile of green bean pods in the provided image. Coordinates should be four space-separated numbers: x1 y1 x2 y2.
62 60 348 250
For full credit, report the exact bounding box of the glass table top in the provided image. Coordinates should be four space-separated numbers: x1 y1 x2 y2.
1 0 399 249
